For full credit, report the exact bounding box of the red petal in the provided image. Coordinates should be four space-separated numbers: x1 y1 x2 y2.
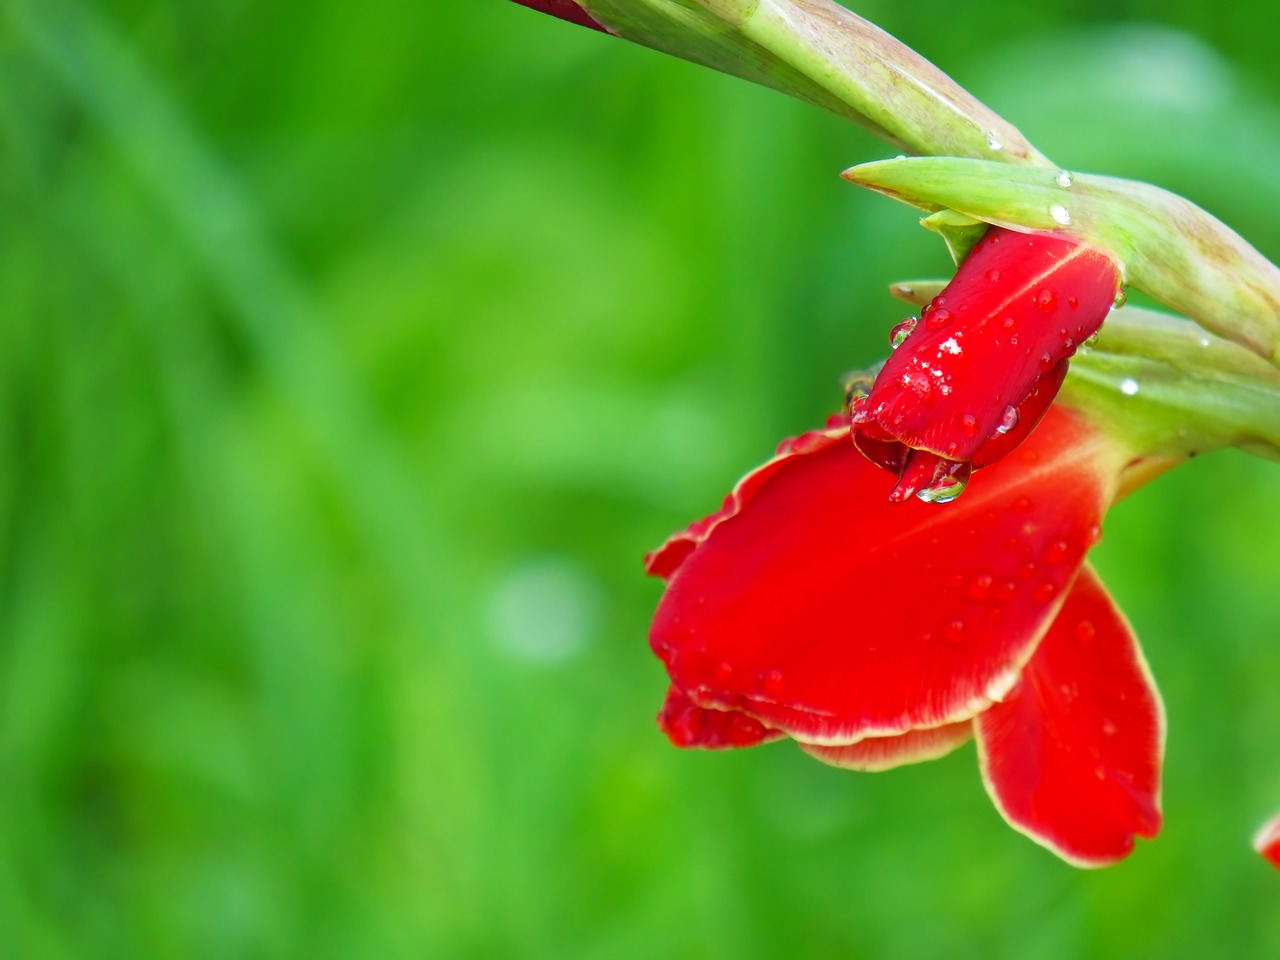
976 565 1164 867
800 722 972 772
509 0 610 32
1253 814 1280 869
645 426 846 580
650 407 1125 745
657 686 785 750
858 228 1119 466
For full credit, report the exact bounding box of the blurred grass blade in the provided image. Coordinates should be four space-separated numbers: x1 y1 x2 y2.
575 0 1050 161
846 157 1280 366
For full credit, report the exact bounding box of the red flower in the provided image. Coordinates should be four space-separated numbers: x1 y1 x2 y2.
1255 815 1280 870
647 406 1165 866
508 0 609 33
852 228 1121 502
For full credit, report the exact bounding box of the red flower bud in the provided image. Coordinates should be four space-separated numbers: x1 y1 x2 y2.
508 0 609 33
852 227 1121 502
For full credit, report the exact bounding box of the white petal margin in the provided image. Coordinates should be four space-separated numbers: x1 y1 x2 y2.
974 565 1166 868
799 722 973 772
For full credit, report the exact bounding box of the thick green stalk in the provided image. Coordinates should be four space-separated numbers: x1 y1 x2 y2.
578 0 1049 162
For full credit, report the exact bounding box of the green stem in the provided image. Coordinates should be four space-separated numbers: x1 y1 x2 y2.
578 0 1050 162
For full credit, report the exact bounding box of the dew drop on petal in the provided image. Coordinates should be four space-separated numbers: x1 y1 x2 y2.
987 131 1003 150
1044 539 1070 564
761 668 785 695
715 661 734 682
889 317 918 348
944 619 966 643
1067 296 1079 309
996 405 1020 435
1055 170 1074 187
996 580 1019 602
916 462 972 504
986 268 1002 284
1034 288 1056 312
960 413 978 437
1013 496 1032 513
1050 204 1072 225
968 573 993 600
1038 352 1055 374
1034 580 1058 603
1083 331 1100 347
1019 561 1037 581
1075 620 1096 644
1120 378 1140 396
924 307 953 330
1085 523 1103 547
1113 287 1128 308
1101 718 1118 736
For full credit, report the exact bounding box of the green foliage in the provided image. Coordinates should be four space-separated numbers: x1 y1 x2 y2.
2 1 1279 957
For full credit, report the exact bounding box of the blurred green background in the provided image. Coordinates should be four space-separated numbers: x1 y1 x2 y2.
3 0 1280 956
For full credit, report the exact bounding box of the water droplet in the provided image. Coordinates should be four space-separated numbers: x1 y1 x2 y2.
960 413 979 437
1094 765 1108 780
1055 170 1074 188
894 154 907 160
944 619 966 643
1038 352 1055 374
916 463 972 504
1119 378 1140 396
996 580 1019 602
968 573 993 600
715 661 734 682
945 441 959 457
1085 523 1103 547
899 369 935 403
1013 496 1032 513
986 268 1002 283
1060 682 1079 699
762 669 785 695
1050 204 1072 225
1034 580 1058 602
1113 287 1128 308
1083 331 1100 347
1019 561 1037 581
1034 289 1056 312
1101 718 1118 737
996 405 1020 435
1067 296 1079 309
924 307 952 330
1045 540 1070 564
986 131 1003 151
889 317 918 348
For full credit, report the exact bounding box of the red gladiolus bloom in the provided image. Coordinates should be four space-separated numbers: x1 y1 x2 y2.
647 406 1165 866
1254 815 1280 869
509 0 609 33
852 227 1121 502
